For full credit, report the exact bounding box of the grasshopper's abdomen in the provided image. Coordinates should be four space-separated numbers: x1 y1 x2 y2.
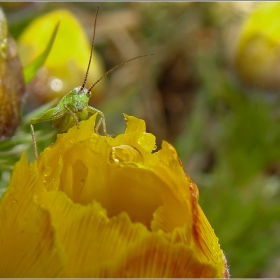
52 114 76 132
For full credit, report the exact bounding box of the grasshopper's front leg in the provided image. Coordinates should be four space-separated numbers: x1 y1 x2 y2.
63 104 80 129
87 106 109 136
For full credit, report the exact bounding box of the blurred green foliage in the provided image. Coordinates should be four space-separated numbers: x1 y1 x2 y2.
1 2 280 277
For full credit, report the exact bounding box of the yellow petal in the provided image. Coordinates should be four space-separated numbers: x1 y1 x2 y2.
0 154 65 277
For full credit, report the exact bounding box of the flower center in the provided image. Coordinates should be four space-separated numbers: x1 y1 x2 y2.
56 140 163 230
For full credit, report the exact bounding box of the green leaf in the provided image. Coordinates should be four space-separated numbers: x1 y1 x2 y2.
23 20 60 84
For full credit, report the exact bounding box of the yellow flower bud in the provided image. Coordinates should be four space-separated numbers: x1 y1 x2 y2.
0 114 229 278
17 9 104 104
234 2 280 90
0 8 25 139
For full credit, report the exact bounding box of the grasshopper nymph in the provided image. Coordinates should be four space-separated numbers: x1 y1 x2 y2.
30 7 154 158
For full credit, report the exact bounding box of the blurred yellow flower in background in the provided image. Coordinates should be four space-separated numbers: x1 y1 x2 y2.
0 114 229 277
234 2 280 91
17 9 104 104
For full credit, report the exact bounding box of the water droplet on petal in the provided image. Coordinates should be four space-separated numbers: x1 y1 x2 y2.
66 138 74 148
109 145 144 165
43 166 52 184
44 166 51 177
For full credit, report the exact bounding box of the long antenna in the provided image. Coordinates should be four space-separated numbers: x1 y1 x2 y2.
87 53 155 92
81 6 99 91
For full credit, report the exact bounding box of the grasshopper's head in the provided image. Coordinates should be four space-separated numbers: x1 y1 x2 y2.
74 86 92 99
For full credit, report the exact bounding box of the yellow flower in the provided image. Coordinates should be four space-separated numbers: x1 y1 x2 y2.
17 9 104 103
234 2 280 90
0 114 229 278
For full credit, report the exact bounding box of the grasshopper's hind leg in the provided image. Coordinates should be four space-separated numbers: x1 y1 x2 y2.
30 123 38 159
29 106 68 159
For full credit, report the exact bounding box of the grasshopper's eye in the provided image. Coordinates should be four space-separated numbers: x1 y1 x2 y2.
86 90 92 98
75 87 83 94
77 87 88 95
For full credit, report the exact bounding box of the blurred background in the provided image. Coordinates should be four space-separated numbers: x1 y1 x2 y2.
1 2 280 277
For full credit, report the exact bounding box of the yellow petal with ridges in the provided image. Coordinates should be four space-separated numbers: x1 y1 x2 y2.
0 154 65 277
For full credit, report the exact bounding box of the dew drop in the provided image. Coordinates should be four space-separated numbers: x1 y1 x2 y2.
109 145 144 165
66 138 74 148
43 166 52 184
44 166 51 177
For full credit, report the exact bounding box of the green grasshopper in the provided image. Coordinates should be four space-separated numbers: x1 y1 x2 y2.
30 7 154 158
